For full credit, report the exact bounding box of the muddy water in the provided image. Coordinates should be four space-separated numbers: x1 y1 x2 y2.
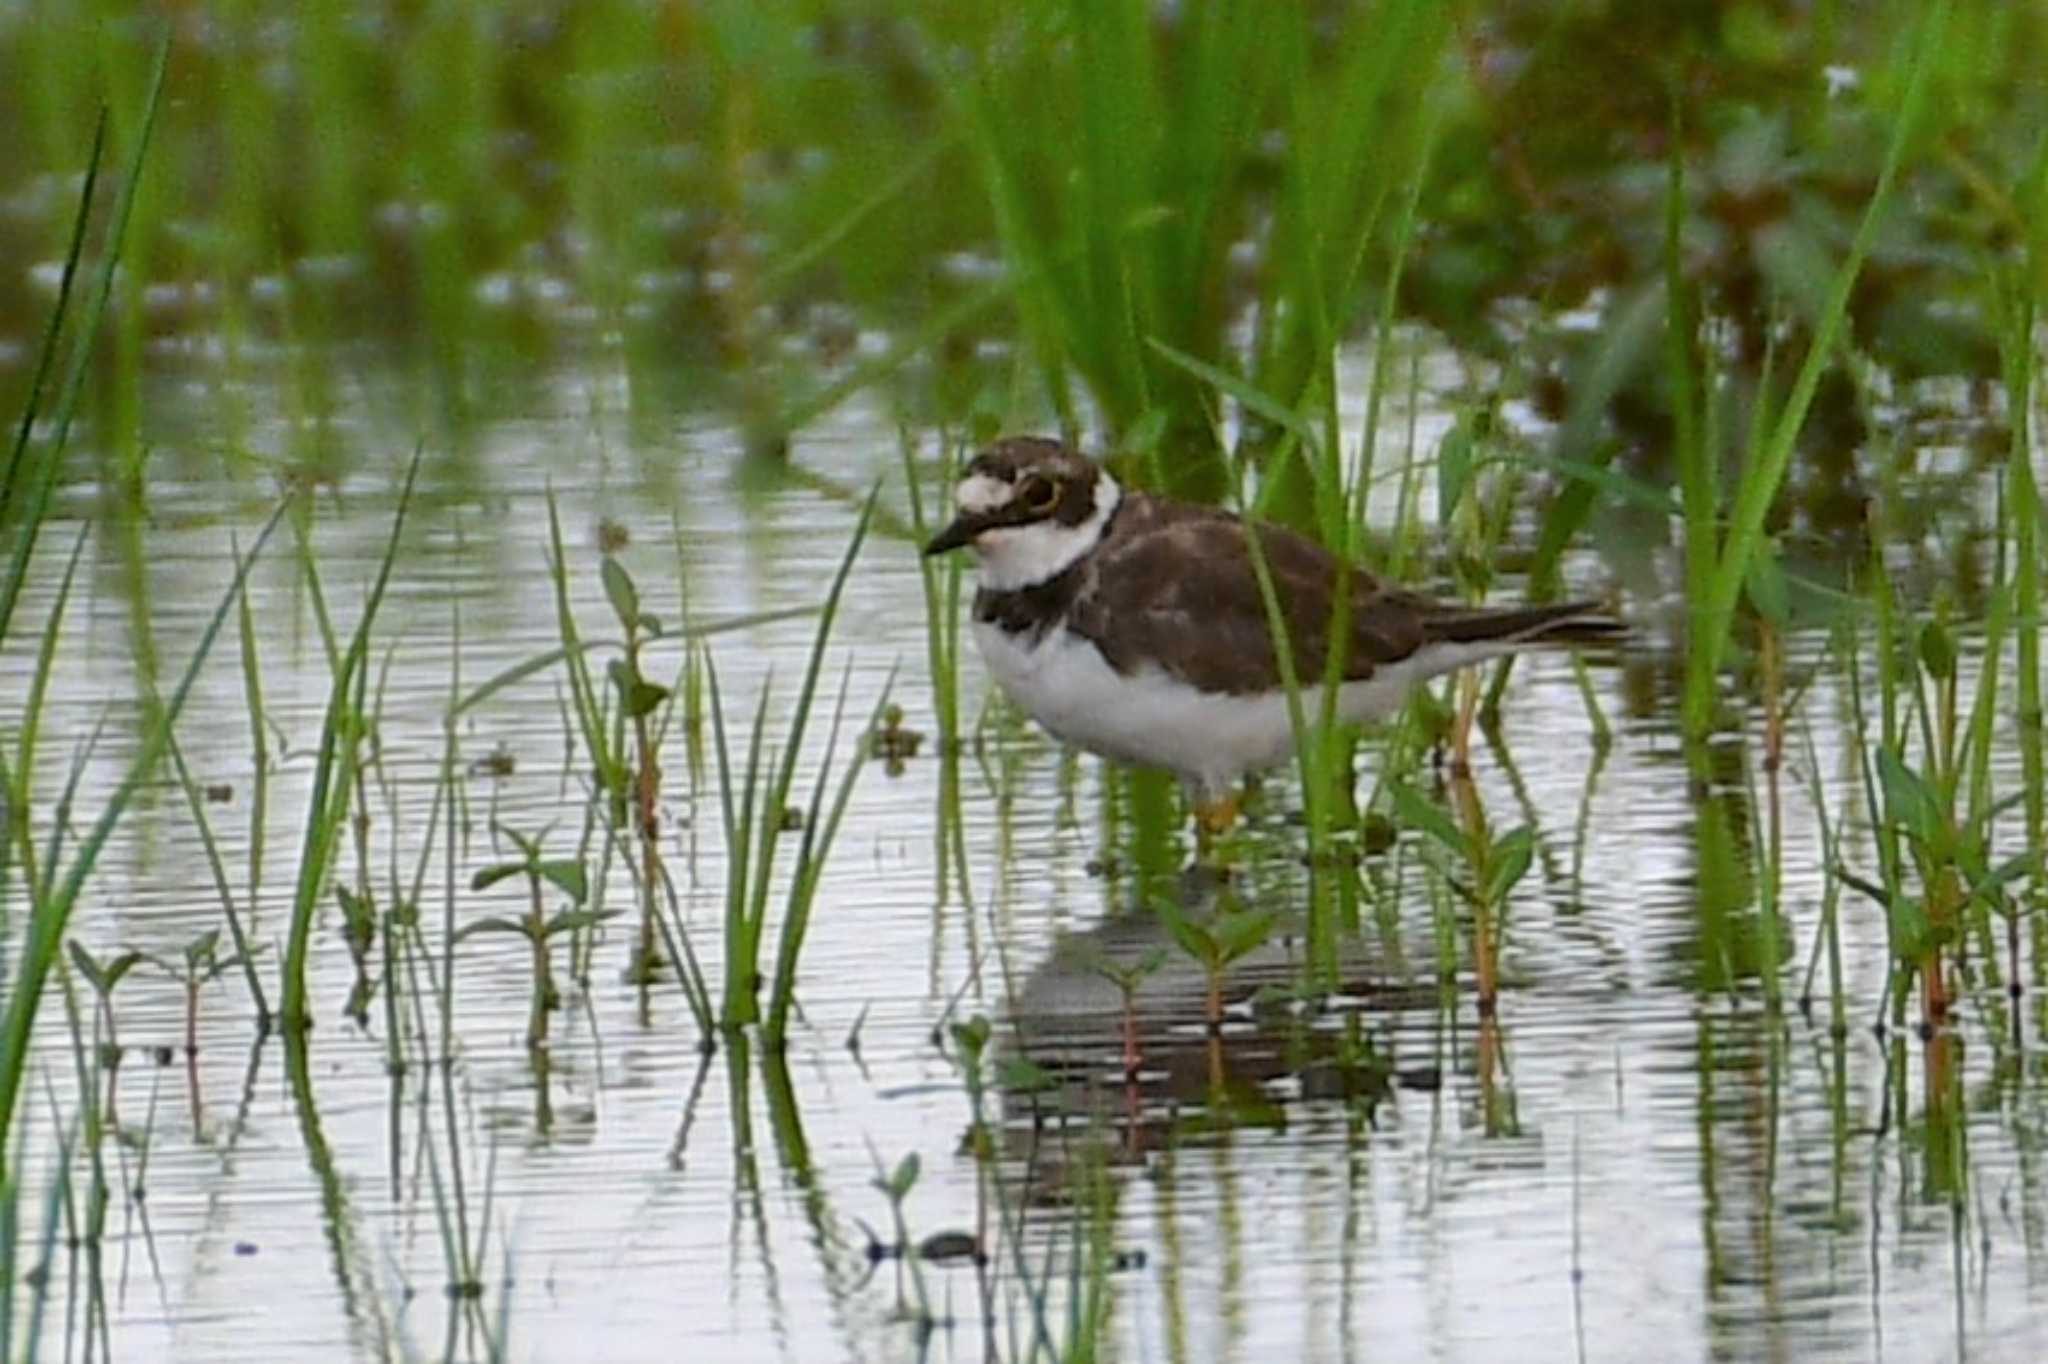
4 371 2046 1363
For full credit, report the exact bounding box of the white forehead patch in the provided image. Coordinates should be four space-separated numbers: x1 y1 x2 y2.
955 472 1013 514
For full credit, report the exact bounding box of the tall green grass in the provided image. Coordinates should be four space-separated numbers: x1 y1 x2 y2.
954 0 1447 518
1665 2 1947 750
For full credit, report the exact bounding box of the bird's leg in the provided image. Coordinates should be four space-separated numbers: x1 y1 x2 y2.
1192 789 1242 860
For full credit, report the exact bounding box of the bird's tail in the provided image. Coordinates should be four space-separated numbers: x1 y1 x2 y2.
1425 600 1628 650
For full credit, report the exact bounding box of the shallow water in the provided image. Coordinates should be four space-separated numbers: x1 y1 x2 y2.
4 364 2048 1364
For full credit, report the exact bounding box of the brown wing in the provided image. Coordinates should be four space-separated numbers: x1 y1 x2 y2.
1068 504 1426 696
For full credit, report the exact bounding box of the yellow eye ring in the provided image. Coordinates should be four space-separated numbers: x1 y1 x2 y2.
1022 477 1059 514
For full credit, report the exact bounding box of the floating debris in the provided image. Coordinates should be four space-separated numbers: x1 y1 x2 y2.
917 1230 987 1267
870 703 924 774
468 742 516 777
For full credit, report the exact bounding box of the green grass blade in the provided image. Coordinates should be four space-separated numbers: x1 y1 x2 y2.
1 38 167 649
165 735 273 1028
1686 0 1947 739
280 446 424 1031
0 112 103 535
764 665 893 1045
739 486 878 965
232 529 269 931
6 525 88 891
542 488 620 797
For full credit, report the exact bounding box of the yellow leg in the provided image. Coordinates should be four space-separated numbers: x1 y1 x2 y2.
1193 791 1242 861
1195 792 1240 837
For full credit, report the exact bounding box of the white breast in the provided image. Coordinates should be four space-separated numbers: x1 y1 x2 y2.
972 621 1528 802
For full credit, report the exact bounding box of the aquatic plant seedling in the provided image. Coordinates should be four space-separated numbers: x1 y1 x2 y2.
460 498 822 1037
333 885 379 1026
1857 746 2031 1032
1080 945 1168 1078
462 826 607 1052
1153 897 1277 1034
148 930 264 1133
1391 779 1533 1013
859 1149 935 1319
65 942 142 1129
598 546 671 987
147 930 264 1063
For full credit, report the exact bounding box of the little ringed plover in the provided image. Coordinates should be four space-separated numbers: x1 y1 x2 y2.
924 436 1625 835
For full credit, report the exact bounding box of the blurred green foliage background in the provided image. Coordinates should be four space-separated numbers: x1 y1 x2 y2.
0 0 2041 519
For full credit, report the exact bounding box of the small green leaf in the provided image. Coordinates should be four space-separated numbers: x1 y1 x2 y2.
949 1014 992 1060
1876 747 1938 845
638 613 663 637
68 941 106 993
1215 909 1277 963
1153 896 1216 965
336 885 374 932
541 907 620 938
184 928 222 969
1917 619 1955 682
471 862 527 892
995 1054 1057 1093
1887 892 1929 961
1437 419 1474 522
496 823 542 864
601 556 639 631
1485 826 1536 904
876 1146 917 1204
344 977 376 1021
1390 782 1465 853
623 678 669 719
1968 852 2036 908
205 954 253 982
102 950 144 992
453 916 534 944
536 859 589 905
336 889 375 955
1744 535 1788 624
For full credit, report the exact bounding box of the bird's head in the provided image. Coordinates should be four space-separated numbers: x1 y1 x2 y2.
923 437 1121 590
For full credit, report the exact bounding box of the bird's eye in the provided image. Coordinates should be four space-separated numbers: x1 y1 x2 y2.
1021 476 1059 514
